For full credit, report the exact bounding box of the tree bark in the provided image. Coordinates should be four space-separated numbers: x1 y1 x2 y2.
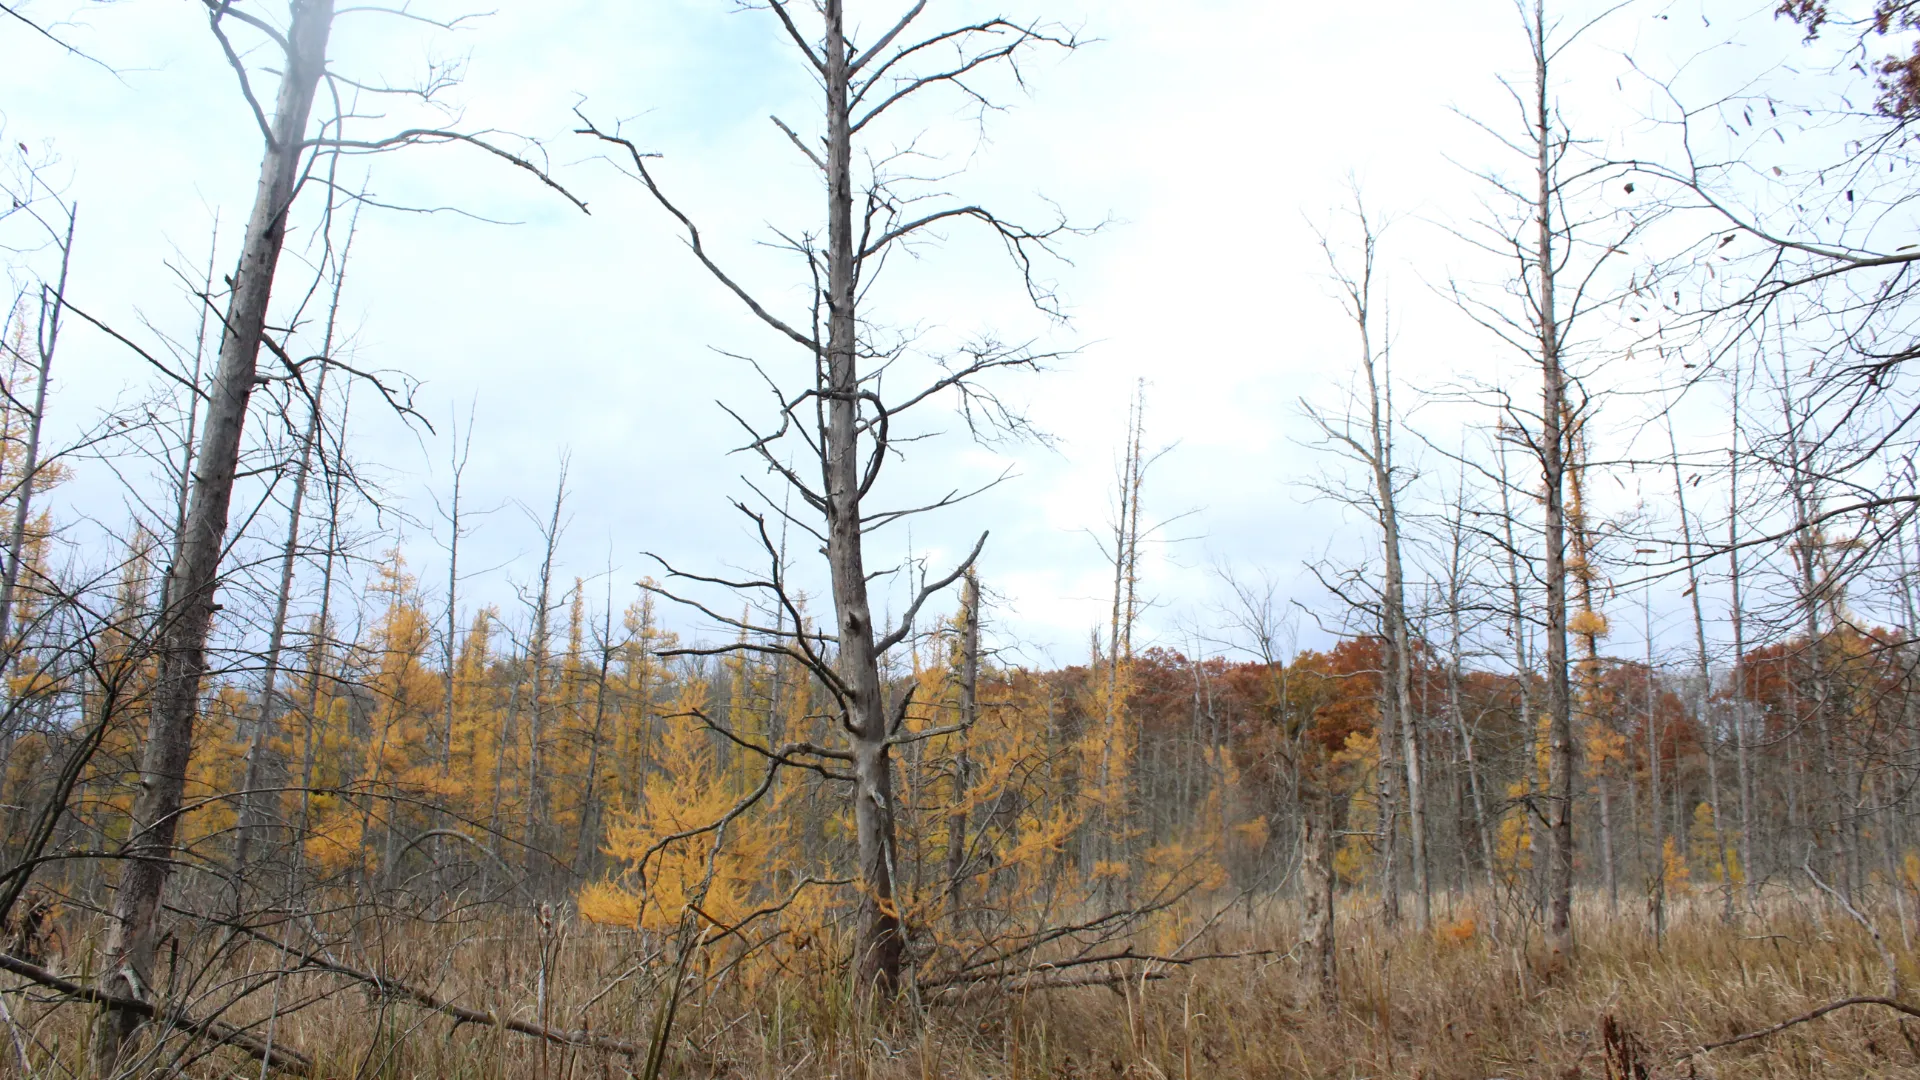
1301 777 1338 1008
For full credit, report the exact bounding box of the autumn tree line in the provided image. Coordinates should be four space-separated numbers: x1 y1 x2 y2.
2 0 1920 1074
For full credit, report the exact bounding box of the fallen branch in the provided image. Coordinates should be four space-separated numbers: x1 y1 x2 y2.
0 951 313 1075
923 945 1278 996
1680 996 1920 1060
935 967 1174 1000
227 926 646 1058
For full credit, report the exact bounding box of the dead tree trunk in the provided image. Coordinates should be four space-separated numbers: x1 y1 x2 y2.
236 210 356 879
439 417 474 775
586 0 1075 997
573 585 616 879
813 7 904 989
1301 777 1338 1008
1366 288 1429 933
1728 365 1756 909
946 571 980 913
0 204 73 672
1528 0 1578 958
523 466 567 887
233 355 331 880
1668 419 1733 918
1305 202 1426 928
94 1 334 1068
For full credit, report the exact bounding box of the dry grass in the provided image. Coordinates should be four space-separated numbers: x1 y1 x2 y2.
10 889 1920 1078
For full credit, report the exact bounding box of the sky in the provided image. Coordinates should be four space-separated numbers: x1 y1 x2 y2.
0 0 1820 668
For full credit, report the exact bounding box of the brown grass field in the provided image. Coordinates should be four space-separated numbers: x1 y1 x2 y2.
10 889 1920 1078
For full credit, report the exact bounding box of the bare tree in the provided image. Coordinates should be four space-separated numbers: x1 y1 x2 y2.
91 0 582 1061
0 190 72 675
234 207 356 879
1303 197 1430 930
581 0 1080 993
573 571 620 879
91 4 337 1065
520 462 568 885
1446 0 1646 957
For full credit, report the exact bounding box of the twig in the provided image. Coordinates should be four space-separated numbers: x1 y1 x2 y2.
1806 859 1901 997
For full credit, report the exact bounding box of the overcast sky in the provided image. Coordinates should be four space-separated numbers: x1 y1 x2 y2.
1 0 1810 666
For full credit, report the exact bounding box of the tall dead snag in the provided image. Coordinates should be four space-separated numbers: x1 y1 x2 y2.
1565 409 1617 913
583 0 1078 994
91 0 581 1062
235 208 354 879
1726 363 1756 908
522 463 568 886
1448 0 1645 957
0 197 72 674
945 570 980 908
1304 200 1429 930
1092 381 1171 903
1526 0 1577 958
1666 415 1734 918
93 1 336 1067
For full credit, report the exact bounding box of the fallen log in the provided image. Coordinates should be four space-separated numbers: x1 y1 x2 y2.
0 950 313 1075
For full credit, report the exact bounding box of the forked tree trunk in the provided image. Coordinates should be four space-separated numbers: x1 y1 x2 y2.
93 2 334 1069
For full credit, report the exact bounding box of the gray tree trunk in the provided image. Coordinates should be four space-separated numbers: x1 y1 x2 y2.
1668 422 1733 918
235 217 354 880
573 586 615 878
1363 300 1428 932
93 2 333 1068
1727 395 1755 907
233 355 330 879
1301 779 1338 1008
0 206 73 673
524 469 566 886
946 571 980 914
1526 0 1577 957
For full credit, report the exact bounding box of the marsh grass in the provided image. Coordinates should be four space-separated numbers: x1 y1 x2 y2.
7 889 1920 1078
